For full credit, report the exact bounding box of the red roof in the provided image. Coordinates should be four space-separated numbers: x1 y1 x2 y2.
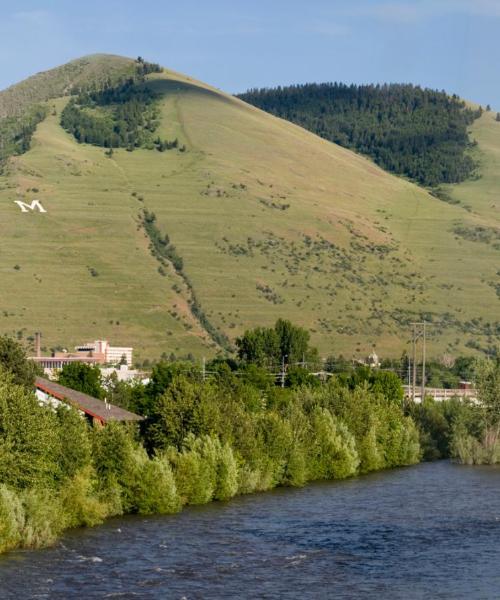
35 377 143 424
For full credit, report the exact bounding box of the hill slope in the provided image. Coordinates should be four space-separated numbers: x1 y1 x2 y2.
0 56 498 362
238 83 481 186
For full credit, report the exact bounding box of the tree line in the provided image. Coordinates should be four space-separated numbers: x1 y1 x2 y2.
238 83 482 187
60 78 161 150
0 105 47 173
61 57 179 152
0 324 498 555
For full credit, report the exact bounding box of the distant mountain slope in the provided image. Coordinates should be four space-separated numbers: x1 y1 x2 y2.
238 83 481 186
0 56 498 362
0 54 136 118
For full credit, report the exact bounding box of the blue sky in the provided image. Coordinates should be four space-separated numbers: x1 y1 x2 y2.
1 0 499 107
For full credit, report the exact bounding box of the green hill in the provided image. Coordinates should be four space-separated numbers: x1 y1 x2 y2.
238 83 481 186
0 55 498 363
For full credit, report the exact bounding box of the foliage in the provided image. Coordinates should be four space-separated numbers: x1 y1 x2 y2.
307 408 359 479
0 334 432 556
140 208 230 351
141 210 184 272
0 485 24 553
58 361 105 399
0 335 41 388
167 434 238 504
134 56 162 77
59 467 108 528
61 68 180 154
450 353 500 464
0 105 48 172
337 366 404 404
0 373 60 489
474 353 500 427
236 319 319 369
239 83 480 186
406 398 460 460
61 78 160 150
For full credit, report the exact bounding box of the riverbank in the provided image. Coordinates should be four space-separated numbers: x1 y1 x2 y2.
0 376 420 551
2 461 500 599
4 334 494 557
0 345 422 556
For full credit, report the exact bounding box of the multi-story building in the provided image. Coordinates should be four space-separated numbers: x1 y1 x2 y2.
75 340 133 366
29 333 134 375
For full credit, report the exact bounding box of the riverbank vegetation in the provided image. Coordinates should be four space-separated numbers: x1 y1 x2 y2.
0 325 419 554
405 353 500 464
0 325 497 554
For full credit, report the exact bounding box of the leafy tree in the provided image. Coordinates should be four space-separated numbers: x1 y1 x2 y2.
0 371 59 489
275 318 311 365
0 335 41 388
146 361 201 403
55 405 92 480
235 326 280 367
337 366 403 404
145 376 219 450
236 319 318 368
286 366 320 388
0 105 48 172
58 362 104 399
475 353 500 429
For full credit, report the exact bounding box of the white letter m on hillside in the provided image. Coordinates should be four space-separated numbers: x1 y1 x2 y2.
14 199 47 213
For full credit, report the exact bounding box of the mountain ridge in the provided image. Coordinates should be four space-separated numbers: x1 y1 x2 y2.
0 55 498 362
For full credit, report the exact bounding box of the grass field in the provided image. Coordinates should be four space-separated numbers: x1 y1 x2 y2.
0 56 498 362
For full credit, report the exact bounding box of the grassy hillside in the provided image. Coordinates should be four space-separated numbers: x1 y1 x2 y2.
0 56 498 362
238 83 480 186
0 54 136 118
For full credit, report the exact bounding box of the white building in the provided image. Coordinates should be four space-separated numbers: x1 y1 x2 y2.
100 364 143 383
75 340 133 366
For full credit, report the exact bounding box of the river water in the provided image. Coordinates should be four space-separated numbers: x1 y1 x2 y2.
1 461 500 599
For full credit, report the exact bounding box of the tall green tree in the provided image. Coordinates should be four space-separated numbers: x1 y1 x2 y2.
475 353 500 429
58 362 104 399
0 336 40 388
236 319 318 368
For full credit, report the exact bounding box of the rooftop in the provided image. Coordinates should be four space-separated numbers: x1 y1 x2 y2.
35 377 143 424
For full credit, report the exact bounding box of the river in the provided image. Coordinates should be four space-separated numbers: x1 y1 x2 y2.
1 461 500 599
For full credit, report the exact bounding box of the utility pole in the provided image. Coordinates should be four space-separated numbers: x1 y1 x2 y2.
410 322 428 402
412 323 417 402
202 356 206 382
421 322 426 402
281 355 286 388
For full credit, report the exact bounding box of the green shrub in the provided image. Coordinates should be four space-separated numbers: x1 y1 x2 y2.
127 449 181 514
214 443 238 501
357 423 384 473
0 485 24 553
21 488 63 548
169 445 210 505
59 467 108 528
308 408 359 480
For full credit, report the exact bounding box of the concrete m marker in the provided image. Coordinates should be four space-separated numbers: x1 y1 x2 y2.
14 200 47 213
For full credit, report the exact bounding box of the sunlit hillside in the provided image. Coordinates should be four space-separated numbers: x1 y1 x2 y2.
0 55 498 362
